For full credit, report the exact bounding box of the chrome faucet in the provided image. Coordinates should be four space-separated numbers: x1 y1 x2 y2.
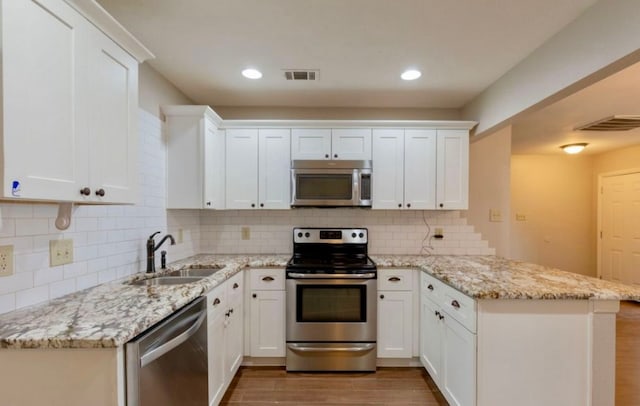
146 231 176 273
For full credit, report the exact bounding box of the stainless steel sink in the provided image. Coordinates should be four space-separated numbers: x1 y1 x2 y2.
166 268 222 278
129 276 203 286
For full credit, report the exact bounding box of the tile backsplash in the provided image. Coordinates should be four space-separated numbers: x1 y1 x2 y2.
0 110 493 315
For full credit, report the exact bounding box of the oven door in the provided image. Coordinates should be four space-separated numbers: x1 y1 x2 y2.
286 276 377 342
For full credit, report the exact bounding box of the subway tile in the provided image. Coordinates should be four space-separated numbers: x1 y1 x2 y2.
15 218 49 236
77 273 98 291
34 267 64 286
0 272 33 295
50 279 76 299
0 293 16 315
63 262 87 279
15 285 49 308
15 252 49 273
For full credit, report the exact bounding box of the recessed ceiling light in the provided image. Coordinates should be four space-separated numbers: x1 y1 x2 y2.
560 143 588 154
401 69 422 81
242 68 262 79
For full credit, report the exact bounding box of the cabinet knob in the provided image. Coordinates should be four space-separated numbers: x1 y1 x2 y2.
252 293 257 298
435 310 440 317
427 284 434 291
439 203 444 208
439 313 444 320
213 298 221 306
262 276 274 282
233 283 239 289
225 310 230 317
451 300 460 309
206 201 211 206
325 154 329 159
260 203 264 207
229 308 234 314
388 277 401 282
80 187 91 196
398 203 402 208
407 203 411 208
251 203 255 208
379 294 384 299
334 154 338 158
95 188 105 197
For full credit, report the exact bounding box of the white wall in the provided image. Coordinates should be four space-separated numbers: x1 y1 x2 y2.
213 106 461 120
467 126 512 256
510 154 595 276
0 110 201 314
200 209 495 256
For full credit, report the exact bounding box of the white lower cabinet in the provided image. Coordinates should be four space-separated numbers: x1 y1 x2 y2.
249 268 286 357
377 269 415 358
207 272 244 406
420 272 476 406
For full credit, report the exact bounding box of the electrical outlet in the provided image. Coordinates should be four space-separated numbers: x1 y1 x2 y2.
241 227 250 240
516 213 527 221
0 245 14 277
434 228 444 238
50 239 73 267
176 228 184 244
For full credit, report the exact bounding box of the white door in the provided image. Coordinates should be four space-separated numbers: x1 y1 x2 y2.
441 315 476 406
87 27 138 203
331 129 372 160
250 290 286 357
226 129 259 209
405 129 437 209
204 124 225 209
377 291 413 358
420 295 442 383
225 299 244 378
258 129 291 209
600 172 640 285
372 129 404 209
436 129 469 210
207 288 226 406
291 129 331 160
2 0 89 200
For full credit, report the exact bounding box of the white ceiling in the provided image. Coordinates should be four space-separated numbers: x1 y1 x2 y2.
97 0 640 155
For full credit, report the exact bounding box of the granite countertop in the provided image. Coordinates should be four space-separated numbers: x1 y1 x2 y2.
1 254 640 350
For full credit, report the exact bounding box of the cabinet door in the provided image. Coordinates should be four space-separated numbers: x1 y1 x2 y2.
372 129 404 209
331 129 372 160
378 291 413 358
436 130 469 210
420 295 442 383
208 288 227 406
204 123 225 209
258 129 291 209
225 299 244 379
404 129 436 209
250 290 286 357
441 314 476 406
226 129 258 209
291 129 331 160
87 27 138 203
2 0 89 200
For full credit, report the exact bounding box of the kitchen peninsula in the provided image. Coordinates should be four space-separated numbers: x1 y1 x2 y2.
0 254 638 406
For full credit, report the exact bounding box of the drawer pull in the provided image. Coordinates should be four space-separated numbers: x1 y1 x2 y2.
434 310 440 317
388 277 401 282
233 283 239 289
262 276 275 282
213 298 221 306
427 284 434 291
451 300 460 309
439 313 444 320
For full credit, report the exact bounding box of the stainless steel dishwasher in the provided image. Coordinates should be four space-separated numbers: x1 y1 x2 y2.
126 296 207 406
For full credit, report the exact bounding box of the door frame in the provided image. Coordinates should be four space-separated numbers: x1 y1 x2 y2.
596 168 640 279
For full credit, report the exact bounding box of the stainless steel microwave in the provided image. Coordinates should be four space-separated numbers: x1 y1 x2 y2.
291 160 372 207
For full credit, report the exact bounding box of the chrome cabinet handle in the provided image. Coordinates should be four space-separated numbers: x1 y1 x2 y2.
388 276 401 282
451 300 460 309
262 276 274 282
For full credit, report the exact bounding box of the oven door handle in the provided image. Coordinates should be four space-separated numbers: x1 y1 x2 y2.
287 272 376 279
287 343 375 353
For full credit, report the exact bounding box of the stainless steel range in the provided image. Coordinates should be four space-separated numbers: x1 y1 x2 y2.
285 227 377 372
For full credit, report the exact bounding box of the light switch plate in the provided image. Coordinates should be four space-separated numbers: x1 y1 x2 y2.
489 209 503 222
0 245 14 277
50 239 73 267
516 213 527 221
241 227 250 240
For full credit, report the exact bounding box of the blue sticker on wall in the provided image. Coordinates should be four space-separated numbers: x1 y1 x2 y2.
11 180 21 197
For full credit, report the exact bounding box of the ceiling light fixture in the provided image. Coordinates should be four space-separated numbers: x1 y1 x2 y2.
401 69 422 81
242 68 262 79
560 143 588 154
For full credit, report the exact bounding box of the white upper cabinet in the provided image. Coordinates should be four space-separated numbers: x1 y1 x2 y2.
372 129 436 210
291 128 372 160
436 129 469 210
0 0 152 203
165 106 225 209
226 129 290 209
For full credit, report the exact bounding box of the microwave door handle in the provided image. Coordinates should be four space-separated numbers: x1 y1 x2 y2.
290 170 296 206
353 169 359 204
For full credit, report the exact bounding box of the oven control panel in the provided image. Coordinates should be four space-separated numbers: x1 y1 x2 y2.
293 228 367 244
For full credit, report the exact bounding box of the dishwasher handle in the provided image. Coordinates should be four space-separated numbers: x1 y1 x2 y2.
139 309 207 368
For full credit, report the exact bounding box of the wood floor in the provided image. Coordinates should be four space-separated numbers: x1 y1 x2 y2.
222 301 640 405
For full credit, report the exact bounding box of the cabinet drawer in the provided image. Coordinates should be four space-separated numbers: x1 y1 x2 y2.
378 269 414 291
207 284 227 320
441 284 476 333
421 272 444 303
250 268 285 290
227 271 244 302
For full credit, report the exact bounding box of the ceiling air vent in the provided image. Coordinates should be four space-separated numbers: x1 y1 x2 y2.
283 69 319 81
574 115 640 131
